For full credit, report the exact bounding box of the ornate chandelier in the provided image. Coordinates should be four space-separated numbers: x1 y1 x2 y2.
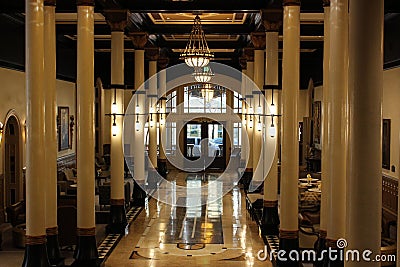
193 65 214 83
201 83 215 103
180 15 214 68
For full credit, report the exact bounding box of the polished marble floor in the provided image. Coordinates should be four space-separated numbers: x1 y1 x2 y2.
104 171 272 267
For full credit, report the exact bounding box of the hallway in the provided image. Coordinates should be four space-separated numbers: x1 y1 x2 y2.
104 172 271 267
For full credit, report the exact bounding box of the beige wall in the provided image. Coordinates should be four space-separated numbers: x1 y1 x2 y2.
311 68 400 178
383 67 400 179
0 67 76 175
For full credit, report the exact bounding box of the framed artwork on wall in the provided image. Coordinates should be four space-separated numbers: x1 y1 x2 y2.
58 106 70 151
382 119 391 170
312 101 321 145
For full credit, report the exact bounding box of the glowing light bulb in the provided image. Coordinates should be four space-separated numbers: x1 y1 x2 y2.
112 122 117 136
135 105 140 114
111 102 117 114
135 121 140 131
256 106 262 115
270 103 277 115
257 121 262 132
269 123 276 138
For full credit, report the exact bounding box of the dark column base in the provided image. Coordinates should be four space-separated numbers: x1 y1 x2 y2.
72 231 99 267
131 180 146 207
241 170 253 191
277 230 299 267
46 230 64 266
107 201 128 235
314 230 328 267
261 202 280 235
157 159 167 178
326 239 344 267
147 169 158 189
22 236 51 267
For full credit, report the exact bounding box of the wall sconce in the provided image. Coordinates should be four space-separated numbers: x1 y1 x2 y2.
0 122 3 144
112 115 117 136
269 116 276 138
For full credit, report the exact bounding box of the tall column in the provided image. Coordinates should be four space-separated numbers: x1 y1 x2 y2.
226 89 234 167
146 47 159 189
23 0 51 266
44 0 62 265
347 0 383 266
105 10 128 234
243 47 254 189
157 57 169 177
261 8 282 235
129 32 148 206
279 0 300 264
316 0 330 262
72 1 98 266
326 1 348 265
251 32 265 190
239 57 248 168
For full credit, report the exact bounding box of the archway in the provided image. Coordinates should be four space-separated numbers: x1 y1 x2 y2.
3 115 22 207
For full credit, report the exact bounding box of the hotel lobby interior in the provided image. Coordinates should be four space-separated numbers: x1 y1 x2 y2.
0 0 400 266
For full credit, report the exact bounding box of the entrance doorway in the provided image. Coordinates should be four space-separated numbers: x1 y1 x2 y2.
184 121 226 170
4 116 22 207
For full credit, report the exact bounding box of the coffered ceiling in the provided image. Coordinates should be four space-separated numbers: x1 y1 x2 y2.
0 0 399 88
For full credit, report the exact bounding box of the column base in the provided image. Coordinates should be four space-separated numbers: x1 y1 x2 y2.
107 201 128 235
131 180 146 207
314 230 328 267
72 230 99 267
22 236 51 267
261 201 280 235
277 230 299 267
157 159 167 178
326 239 344 267
46 230 64 266
147 168 158 189
241 170 253 191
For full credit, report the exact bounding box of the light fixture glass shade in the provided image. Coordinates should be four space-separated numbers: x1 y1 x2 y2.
248 118 253 128
112 122 117 136
270 103 277 115
201 83 215 103
135 121 140 131
269 123 276 137
111 102 117 114
135 105 140 114
257 121 262 132
193 66 214 83
256 106 262 115
150 106 155 114
248 107 254 114
180 15 214 68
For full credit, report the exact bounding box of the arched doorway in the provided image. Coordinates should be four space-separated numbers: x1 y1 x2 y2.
3 116 22 207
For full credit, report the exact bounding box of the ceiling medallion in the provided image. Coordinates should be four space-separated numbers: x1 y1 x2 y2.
180 15 214 68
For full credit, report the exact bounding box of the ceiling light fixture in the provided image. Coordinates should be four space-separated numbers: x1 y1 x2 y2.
193 65 214 83
180 15 214 68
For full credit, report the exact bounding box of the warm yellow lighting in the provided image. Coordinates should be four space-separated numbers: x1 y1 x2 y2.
248 117 253 129
257 121 262 132
135 120 140 131
0 122 3 144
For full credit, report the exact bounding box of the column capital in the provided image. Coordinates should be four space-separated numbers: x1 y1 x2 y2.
145 46 160 61
158 57 169 69
283 0 301 6
243 47 254 62
239 57 247 70
104 10 129 32
44 0 56 6
128 32 148 50
261 9 283 32
76 0 95 6
323 0 330 7
250 32 266 50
